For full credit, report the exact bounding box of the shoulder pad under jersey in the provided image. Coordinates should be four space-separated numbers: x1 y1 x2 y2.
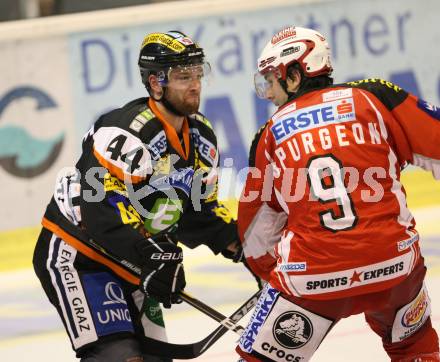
128 107 156 133
345 78 408 111
191 113 213 130
126 104 167 162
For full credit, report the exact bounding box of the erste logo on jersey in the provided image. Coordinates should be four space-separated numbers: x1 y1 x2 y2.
270 98 356 144
148 131 167 160
190 128 217 165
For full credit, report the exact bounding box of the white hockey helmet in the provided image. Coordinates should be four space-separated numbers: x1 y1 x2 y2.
255 26 333 98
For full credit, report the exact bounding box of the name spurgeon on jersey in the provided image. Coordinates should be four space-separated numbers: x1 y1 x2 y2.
271 97 386 166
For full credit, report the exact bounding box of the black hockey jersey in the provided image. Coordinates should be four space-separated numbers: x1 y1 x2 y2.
41 97 237 284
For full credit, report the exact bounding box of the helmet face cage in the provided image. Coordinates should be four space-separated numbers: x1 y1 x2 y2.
254 26 333 98
138 31 210 90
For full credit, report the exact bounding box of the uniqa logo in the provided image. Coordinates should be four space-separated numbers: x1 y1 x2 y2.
103 282 127 305
97 282 131 324
273 311 313 349
0 86 64 177
97 308 132 324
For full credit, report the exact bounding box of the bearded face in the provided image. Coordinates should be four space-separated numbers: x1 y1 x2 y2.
162 64 209 115
163 82 201 115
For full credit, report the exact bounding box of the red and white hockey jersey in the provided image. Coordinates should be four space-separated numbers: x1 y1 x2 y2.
238 79 440 300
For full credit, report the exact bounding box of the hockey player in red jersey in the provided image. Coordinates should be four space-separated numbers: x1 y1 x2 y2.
236 26 440 362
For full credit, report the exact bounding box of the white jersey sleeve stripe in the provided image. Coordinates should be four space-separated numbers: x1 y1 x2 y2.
360 89 414 228
359 90 388 139
243 202 287 259
275 231 301 297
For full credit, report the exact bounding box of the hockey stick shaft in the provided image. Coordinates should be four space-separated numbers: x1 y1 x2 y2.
86 237 248 332
49 211 261 358
179 291 245 334
77 234 249 334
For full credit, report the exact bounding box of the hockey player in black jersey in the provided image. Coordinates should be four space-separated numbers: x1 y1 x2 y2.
33 30 244 362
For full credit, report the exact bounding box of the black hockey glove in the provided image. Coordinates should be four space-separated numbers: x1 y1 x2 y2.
138 238 186 309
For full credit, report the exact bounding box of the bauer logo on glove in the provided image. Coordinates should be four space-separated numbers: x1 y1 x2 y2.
137 238 186 308
151 251 183 261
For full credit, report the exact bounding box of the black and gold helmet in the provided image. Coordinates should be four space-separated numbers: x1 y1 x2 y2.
138 30 205 89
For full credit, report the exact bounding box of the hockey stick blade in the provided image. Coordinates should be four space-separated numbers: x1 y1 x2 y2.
141 288 261 359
